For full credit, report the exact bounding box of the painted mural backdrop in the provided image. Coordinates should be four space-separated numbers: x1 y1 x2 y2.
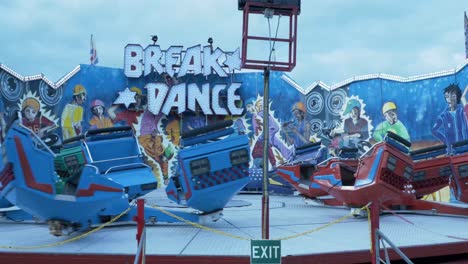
0 63 467 186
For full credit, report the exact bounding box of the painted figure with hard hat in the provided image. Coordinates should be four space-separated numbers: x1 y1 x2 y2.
373 101 410 142
282 101 311 148
108 86 146 126
61 84 87 140
21 97 56 137
89 99 113 129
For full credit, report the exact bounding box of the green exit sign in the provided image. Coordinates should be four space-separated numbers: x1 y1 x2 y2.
250 240 281 264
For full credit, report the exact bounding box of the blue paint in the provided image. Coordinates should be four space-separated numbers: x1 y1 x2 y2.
355 147 383 186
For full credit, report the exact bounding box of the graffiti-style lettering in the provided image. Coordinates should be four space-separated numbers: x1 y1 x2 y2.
145 82 243 116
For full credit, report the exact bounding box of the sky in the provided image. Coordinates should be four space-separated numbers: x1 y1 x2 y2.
0 0 467 88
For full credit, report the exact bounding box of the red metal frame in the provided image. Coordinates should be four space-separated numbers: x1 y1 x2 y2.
2 243 467 264
133 199 145 264
241 2 299 72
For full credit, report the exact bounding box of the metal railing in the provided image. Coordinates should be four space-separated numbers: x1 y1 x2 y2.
375 229 413 264
133 226 146 264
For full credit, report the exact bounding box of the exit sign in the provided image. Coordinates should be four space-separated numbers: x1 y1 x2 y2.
250 240 281 264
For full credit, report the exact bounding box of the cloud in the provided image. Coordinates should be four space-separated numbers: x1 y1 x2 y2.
0 0 467 85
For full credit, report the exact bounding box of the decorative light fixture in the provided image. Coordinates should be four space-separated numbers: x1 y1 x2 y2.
151 35 158 45
113 87 137 108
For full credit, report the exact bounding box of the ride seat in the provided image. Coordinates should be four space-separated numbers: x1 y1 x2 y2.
339 163 356 186
85 137 141 173
299 164 316 180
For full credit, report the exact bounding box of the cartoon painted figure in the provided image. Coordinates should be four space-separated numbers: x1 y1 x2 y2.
89 99 113 129
108 86 146 127
460 84 468 126
61 84 86 140
0 99 6 143
373 101 410 143
250 98 293 167
432 84 468 151
21 97 56 137
340 99 369 147
162 108 182 146
139 129 174 185
183 107 206 133
282 102 312 148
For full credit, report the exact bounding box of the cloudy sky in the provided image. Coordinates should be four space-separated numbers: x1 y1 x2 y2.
0 0 467 88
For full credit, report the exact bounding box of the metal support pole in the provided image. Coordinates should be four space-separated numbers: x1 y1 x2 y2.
261 67 270 240
370 201 380 264
133 199 145 264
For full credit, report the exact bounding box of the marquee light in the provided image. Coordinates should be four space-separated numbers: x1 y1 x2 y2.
203 46 226 77
24 74 42 81
0 64 23 81
124 44 241 78
165 46 183 77
145 82 243 116
227 83 243 115
187 83 213 114
211 84 228 115
162 83 186 114
223 48 242 72
56 65 81 87
179 45 202 77
144 45 164 75
146 82 168 114
124 44 144 78
113 87 137 108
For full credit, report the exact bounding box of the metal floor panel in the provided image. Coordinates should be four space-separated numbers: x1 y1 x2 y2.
0 189 467 257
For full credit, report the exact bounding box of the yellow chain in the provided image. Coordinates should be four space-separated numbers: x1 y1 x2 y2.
0 206 133 250
273 204 369 241
150 203 370 241
150 204 251 241
0 200 372 250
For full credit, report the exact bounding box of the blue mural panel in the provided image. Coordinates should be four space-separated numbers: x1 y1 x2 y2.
1 61 468 186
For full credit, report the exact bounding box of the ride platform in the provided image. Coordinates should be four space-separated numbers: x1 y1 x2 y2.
0 189 467 264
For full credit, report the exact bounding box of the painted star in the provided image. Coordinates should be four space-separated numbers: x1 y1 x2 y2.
113 87 136 108
223 48 242 72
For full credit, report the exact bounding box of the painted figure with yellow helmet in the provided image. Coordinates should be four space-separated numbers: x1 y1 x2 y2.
61 84 87 140
281 101 312 148
373 101 410 142
108 86 146 126
21 97 56 137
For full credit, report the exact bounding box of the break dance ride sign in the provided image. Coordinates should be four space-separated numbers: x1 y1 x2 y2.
122 44 243 116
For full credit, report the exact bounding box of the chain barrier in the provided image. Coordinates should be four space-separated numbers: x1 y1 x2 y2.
0 205 133 250
0 199 375 250
381 205 468 241
273 203 370 241
149 204 251 241
150 203 371 241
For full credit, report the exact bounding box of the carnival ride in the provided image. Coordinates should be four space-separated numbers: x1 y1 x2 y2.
165 120 250 213
0 116 250 236
275 141 359 201
277 131 468 216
